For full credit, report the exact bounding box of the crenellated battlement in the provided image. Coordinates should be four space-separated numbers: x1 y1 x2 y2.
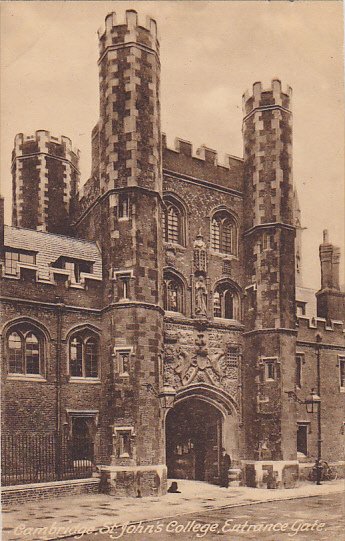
242 79 292 117
98 10 159 57
162 134 243 170
14 130 80 165
297 315 345 334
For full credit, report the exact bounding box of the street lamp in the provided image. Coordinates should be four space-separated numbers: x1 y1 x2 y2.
305 388 321 414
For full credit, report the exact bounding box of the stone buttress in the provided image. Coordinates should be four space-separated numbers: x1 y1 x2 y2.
242 81 298 487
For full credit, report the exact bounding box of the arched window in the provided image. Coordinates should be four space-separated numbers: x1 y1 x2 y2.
7 326 44 375
163 273 184 314
163 198 185 245
211 211 237 255
213 283 240 320
85 338 98 378
69 332 99 379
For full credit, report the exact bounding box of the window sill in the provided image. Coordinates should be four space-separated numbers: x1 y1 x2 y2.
69 377 101 384
340 387 345 393
7 374 46 382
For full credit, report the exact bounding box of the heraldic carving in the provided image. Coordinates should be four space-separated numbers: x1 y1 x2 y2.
163 332 239 397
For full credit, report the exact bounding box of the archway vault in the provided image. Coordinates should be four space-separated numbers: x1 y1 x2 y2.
173 383 239 418
165 384 239 484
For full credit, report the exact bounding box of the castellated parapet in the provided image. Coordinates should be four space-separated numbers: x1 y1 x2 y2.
96 10 161 193
12 131 80 235
98 10 159 56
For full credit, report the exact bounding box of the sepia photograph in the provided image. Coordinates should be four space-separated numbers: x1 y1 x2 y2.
1 1 344 540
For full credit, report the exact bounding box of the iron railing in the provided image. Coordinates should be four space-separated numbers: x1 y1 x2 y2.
1 433 94 486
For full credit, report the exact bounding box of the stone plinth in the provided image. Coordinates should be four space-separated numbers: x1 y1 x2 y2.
99 465 167 497
242 460 299 489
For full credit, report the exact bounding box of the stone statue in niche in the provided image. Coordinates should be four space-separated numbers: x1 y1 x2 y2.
193 231 207 273
195 274 207 316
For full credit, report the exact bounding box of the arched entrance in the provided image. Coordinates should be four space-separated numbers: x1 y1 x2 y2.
166 398 223 484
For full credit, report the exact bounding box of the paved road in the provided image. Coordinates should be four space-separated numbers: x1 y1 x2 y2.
69 493 344 541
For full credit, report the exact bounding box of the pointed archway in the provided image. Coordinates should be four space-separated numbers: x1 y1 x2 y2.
166 398 223 484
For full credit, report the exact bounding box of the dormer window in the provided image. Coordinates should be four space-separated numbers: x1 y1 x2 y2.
52 257 93 284
4 250 36 275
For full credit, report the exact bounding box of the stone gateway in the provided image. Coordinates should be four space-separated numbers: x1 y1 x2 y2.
1 10 344 497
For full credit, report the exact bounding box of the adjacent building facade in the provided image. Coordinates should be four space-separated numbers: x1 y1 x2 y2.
1 10 344 496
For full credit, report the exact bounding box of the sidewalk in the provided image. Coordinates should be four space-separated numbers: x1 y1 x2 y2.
2 479 344 541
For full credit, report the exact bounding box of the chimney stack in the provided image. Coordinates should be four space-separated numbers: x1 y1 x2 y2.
319 229 340 290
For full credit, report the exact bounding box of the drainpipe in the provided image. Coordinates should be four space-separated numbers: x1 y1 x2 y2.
55 298 64 480
315 333 322 485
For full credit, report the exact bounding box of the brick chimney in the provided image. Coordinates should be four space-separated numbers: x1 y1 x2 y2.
317 230 344 321
319 229 340 290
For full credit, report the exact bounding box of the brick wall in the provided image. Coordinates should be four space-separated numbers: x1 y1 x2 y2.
296 318 345 463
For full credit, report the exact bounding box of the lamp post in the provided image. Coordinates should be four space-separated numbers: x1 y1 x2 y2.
286 387 321 483
314 333 322 485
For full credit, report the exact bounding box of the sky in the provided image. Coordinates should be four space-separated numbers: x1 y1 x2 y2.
1 0 344 290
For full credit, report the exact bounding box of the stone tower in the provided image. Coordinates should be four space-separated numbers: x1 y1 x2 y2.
75 11 166 495
12 131 80 235
242 81 297 483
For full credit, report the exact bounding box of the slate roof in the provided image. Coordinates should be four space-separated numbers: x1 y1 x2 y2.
3 225 102 282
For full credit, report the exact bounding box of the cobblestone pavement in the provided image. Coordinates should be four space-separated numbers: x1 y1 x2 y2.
2 479 344 541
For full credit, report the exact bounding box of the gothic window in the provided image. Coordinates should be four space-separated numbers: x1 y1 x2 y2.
211 211 237 255
7 325 44 375
213 291 221 318
163 273 184 313
213 282 240 320
69 332 99 379
163 198 185 245
85 338 98 378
